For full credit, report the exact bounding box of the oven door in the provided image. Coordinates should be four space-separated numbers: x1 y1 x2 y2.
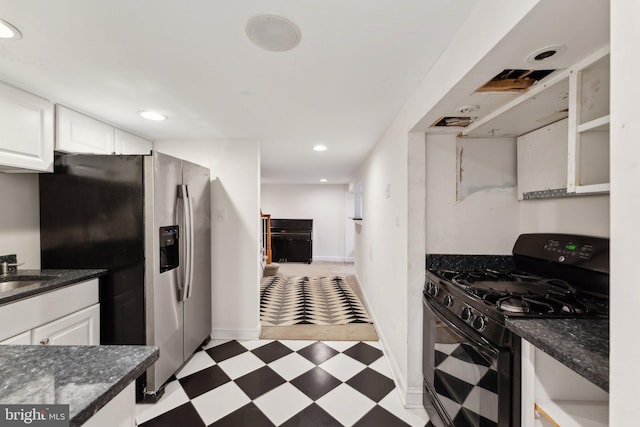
423 296 517 427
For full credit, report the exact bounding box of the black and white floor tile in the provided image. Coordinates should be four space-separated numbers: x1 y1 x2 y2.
136 339 428 426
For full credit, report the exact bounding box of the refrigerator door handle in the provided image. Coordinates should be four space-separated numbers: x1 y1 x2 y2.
178 185 191 302
185 185 195 299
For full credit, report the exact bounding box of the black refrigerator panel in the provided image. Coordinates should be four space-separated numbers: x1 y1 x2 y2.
40 154 146 345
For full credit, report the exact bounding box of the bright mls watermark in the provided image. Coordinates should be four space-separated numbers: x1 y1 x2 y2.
0 405 69 426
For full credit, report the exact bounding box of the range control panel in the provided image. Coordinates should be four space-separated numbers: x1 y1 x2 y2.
513 233 609 274
544 239 594 262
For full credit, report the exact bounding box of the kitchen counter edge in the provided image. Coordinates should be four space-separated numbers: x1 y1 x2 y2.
0 269 107 306
505 317 608 392
0 344 158 426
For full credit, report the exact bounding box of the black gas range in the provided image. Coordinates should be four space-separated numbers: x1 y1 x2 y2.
422 233 609 427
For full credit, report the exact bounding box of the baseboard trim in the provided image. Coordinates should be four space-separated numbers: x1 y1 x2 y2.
353 271 422 408
404 385 426 408
211 327 261 341
312 256 353 263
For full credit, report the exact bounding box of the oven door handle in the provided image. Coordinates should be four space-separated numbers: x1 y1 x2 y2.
424 296 499 359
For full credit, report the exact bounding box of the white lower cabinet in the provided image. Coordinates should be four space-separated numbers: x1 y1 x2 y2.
521 340 608 427
31 304 99 345
0 330 31 345
0 278 100 345
83 383 135 427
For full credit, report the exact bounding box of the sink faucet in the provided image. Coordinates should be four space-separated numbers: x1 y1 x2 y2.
0 260 23 275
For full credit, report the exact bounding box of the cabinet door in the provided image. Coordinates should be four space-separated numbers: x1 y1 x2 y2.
83 383 135 427
32 303 100 346
0 331 31 345
56 105 115 154
0 81 54 172
114 129 152 154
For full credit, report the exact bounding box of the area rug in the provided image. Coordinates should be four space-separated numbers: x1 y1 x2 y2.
260 275 373 326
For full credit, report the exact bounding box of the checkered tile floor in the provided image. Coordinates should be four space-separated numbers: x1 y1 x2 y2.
136 339 429 426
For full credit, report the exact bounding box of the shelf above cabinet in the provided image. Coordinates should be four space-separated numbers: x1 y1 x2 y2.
535 399 608 427
577 115 610 133
462 69 570 138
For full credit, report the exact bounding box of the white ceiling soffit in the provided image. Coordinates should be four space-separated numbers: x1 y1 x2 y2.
0 0 478 184
413 0 610 134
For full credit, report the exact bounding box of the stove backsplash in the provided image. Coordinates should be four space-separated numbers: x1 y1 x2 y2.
426 254 514 272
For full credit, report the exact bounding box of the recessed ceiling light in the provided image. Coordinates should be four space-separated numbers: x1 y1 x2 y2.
139 111 167 121
313 144 327 152
527 45 566 64
0 19 22 40
320 179 327 183
246 14 301 52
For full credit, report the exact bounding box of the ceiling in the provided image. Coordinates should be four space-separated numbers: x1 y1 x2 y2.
0 0 478 184
413 0 610 137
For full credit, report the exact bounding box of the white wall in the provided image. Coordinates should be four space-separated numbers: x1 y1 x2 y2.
0 174 41 269
519 196 609 237
426 135 520 254
154 140 262 340
353 1 540 406
261 184 354 262
610 0 640 424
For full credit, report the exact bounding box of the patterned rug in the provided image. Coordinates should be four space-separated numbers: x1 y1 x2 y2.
260 276 373 326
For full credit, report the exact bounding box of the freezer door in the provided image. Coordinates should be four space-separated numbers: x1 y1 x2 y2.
144 153 185 394
182 160 212 359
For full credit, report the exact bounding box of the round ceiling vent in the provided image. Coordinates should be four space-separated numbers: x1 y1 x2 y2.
527 45 566 64
246 14 301 52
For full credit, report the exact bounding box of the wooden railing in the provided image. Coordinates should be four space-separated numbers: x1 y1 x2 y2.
260 210 272 264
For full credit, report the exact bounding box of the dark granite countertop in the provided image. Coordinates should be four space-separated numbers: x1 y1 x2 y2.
426 253 514 271
506 318 609 391
0 345 158 426
0 269 107 306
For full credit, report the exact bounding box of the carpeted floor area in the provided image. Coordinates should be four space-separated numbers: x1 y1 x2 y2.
261 262 378 341
261 276 372 326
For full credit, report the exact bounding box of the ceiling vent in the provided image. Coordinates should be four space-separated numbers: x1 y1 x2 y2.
476 69 556 93
246 15 301 52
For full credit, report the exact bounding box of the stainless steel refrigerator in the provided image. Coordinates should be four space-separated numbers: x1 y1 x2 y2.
40 152 211 400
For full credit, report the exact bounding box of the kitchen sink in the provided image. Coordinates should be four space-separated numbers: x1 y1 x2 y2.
0 276 55 293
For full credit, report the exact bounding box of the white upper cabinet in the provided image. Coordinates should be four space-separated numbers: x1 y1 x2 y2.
567 47 610 195
56 105 115 154
114 128 153 155
0 82 54 172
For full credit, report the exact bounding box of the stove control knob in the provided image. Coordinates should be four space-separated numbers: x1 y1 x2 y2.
427 283 439 297
461 307 472 322
473 316 487 331
443 295 453 307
